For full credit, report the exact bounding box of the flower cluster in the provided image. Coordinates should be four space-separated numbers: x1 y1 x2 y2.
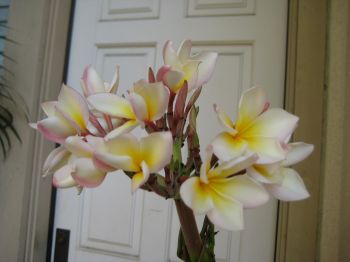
31 40 313 231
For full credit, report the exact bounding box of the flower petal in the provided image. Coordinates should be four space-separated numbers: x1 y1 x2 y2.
163 70 185 93
283 142 314 166
183 60 200 91
214 104 237 135
178 39 192 63
207 192 244 231
108 65 119 93
87 93 135 119
41 101 58 117
180 177 214 214
81 65 105 96
132 81 170 121
211 132 247 162
140 131 173 173
163 40 181 68
191 51 218 88
131 161 149 192
64 136 93 157
243 108 299 142
246 137 286 164
104 120 138 140
235 87 269 130
106 133 140 158
156 65 171 82
129 92 148 121
94 151 137 171
265 168 310 201
71 158 106 188
52 165 78 188
247 163 282 184
42 146 70 177
210 175 269 208
215 152 258 178
58 84 89 129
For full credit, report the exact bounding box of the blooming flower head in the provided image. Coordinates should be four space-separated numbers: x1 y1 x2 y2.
93 132 173 192
30 85 89 143
45 136 108 189
248 142 314 201
180 146 269 230
157 40 218 93
212 87 299 164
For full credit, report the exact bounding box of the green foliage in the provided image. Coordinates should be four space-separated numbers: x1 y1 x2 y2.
0 20 23 159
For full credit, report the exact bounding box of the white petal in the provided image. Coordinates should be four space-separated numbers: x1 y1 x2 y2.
131 161 150 192
210 175 269 208
180 177 214 214
163 40 181 68
265 168 310 201
41 101 58 117
211 132 247 162
72 158 106 188
52 165 77 188
81 65 105 96
104 120 138 140
178 39 192 63
64 136 93 157
128 92 148 121
191 51 218 88
214 104 237 135
42 146 70 177
283 142 314 166
207 193 244 231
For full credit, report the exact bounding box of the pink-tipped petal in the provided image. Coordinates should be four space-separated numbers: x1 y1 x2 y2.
156 65 171 82
58 84 89 128
140 131 173 173
52 165 77 188
71 158 106 188
37 116 76 144
283 142 314 166
180 177 214 214
81 65 105 96
42 146 70 177
265 168 310 201
108 66 120 93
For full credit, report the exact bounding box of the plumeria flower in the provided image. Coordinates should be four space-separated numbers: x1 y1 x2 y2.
93 132 173 192
30 85 89 143
212 87 299 164
87 80 169 139
157 40 218 93
51 136 108 188
180 146 269 230
248 142 314 201
80 65 119 97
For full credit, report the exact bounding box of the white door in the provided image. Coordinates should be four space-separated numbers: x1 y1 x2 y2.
52 0 288 261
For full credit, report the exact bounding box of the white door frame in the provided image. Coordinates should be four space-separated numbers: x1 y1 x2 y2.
0 0 328 261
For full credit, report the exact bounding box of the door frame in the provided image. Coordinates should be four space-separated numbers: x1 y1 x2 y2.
2 0 327 261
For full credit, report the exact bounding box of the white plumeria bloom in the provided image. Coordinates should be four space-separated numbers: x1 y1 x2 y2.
248 142 314 201
157 40 218 92
51 136 108 188
212 87 299 164
180 147 269 231
30 85 89 144
80 65 119 97
93 132 173 192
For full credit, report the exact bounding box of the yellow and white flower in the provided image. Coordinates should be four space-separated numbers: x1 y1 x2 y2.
180 147 269 230
93 132 173 192
212 87 299 164
157 40 218 92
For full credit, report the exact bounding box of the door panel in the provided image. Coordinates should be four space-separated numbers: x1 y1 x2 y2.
52 0 288 261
